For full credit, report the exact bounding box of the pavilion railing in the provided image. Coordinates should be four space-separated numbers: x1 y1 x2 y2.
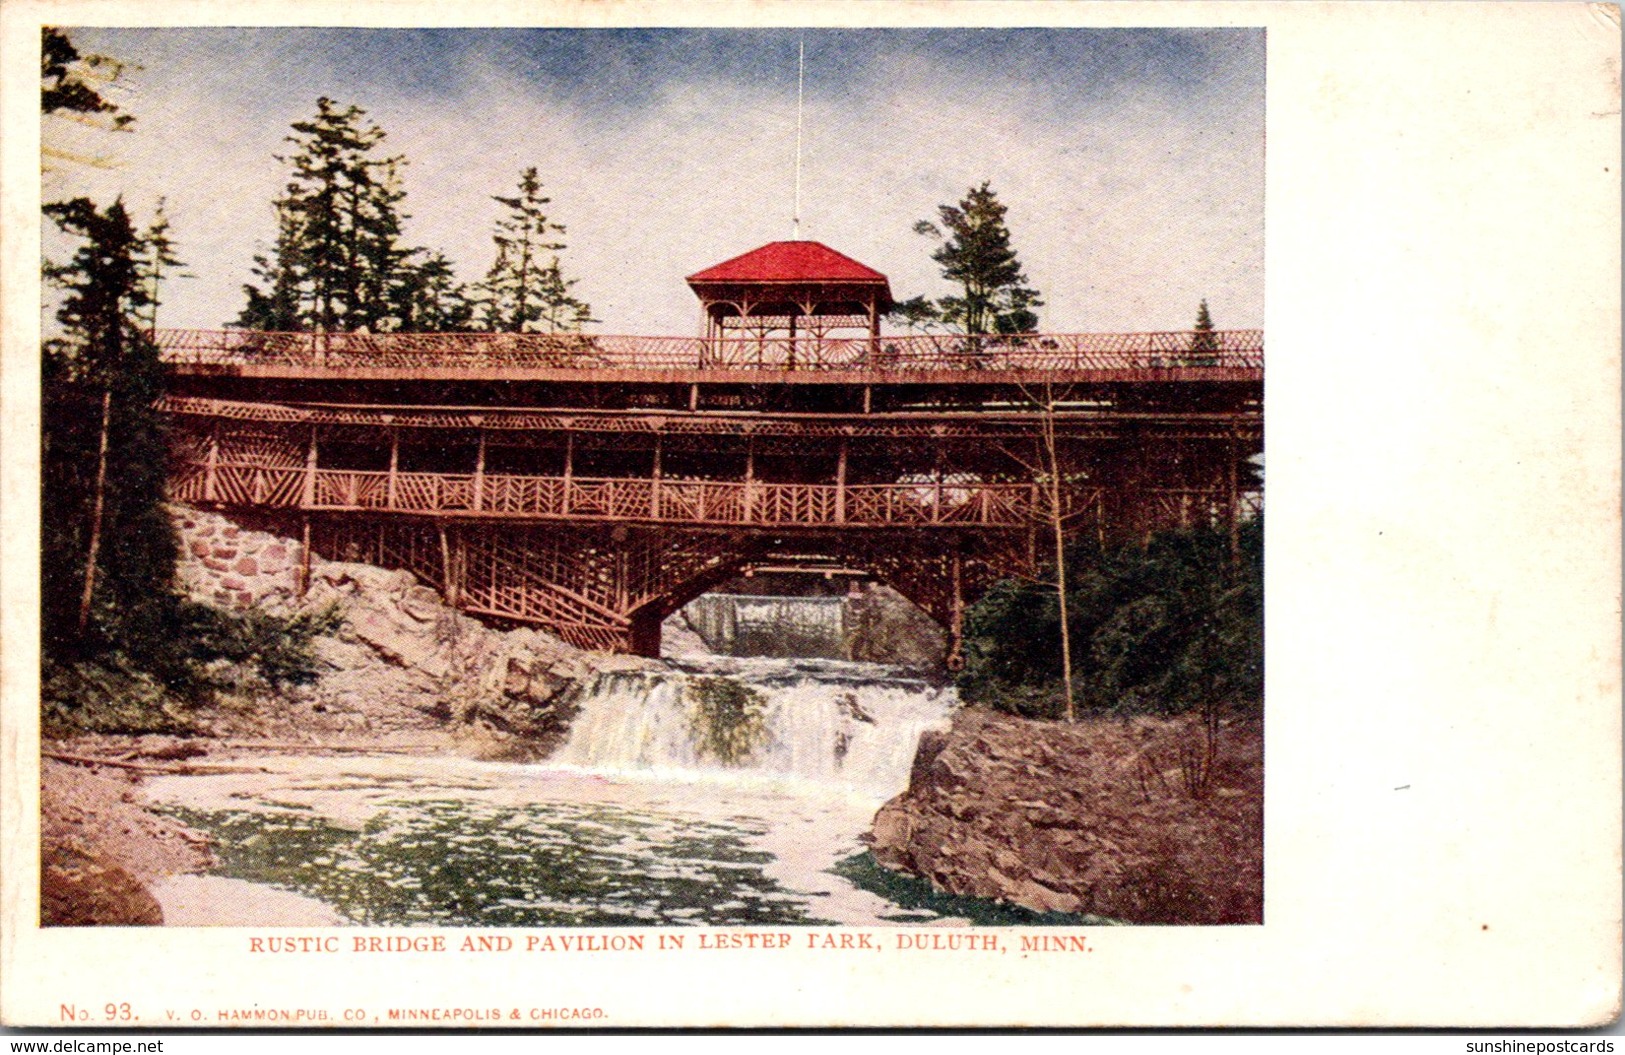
170 458 1047 527
155 329 1263 373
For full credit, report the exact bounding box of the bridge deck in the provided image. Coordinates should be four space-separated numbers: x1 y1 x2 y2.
157 328 1263 384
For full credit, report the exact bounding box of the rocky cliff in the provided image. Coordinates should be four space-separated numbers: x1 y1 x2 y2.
868 707 1263 925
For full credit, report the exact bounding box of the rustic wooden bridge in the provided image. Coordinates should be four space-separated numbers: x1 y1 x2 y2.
159 327 1261 660
156 241 1261 661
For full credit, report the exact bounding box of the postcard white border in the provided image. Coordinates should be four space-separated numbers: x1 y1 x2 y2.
2 1 1619 1029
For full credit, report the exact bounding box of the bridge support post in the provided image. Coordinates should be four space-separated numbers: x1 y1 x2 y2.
204 421 221 503
835 439 848 524
438 522 458 607
1226 435 1240 563
651 437 663 519
744 439 756 523
298 516 312 598
628 608 664 658
946 548 966 672
301 425 318 508
386 428 400 510
562 434 575 514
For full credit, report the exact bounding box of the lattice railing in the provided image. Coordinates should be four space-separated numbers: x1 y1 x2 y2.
156 328 1263 374
176 458 1046 528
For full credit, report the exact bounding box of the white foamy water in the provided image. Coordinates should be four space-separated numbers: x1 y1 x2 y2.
143 658 969 927
551 656 957 801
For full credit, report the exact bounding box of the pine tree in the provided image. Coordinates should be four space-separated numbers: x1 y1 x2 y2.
909 181 1043 336
479 167 592 333
136 197 187 330
236 98 418 332
1187 298 1219 364
41 27 134 133
42 198 177 658
237 210 305 330
398 252 475 332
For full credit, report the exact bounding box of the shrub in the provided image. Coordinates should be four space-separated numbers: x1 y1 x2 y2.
958 518 1262 720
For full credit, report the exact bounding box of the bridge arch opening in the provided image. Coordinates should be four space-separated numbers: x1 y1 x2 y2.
655 564 949 668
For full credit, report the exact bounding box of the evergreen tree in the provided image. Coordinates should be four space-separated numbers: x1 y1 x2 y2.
41 27 134 130
42 198 178 659
237 210 305 331
398 252 475 332
1187 298 1219 364
136 197 187 330
479 167 592 333
908 181 1043 336
957 519 1263 721
237 98 418 331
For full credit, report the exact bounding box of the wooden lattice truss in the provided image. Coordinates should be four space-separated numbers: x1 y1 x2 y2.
166 406 1258 658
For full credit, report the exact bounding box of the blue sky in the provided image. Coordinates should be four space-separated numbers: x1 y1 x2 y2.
50 27 1264 333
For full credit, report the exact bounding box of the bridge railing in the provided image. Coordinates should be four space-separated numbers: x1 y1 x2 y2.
155 328 1263 373
170 458 1045 527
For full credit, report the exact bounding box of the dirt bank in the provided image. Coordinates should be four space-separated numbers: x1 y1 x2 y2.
40 757 212 925
867 706 1263 925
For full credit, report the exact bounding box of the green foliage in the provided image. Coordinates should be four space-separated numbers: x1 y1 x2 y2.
1187 298 1219 364
958 519 1262 720
41 27 134 128
174 601 344 689
236 97 426 332
41 658 195 737
897 181 1043 336
398 252 475 332
478 167 593 333
43 600 344 735
685 677 768 767
42 197 180 667
137 197 188 329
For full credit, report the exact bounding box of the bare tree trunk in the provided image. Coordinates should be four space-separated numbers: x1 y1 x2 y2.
77 388 113 635
1040 387 1076 722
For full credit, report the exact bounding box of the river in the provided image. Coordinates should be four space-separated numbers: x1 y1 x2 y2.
144 656 1060 927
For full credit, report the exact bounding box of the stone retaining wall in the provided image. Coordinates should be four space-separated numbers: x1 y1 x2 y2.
173 508 304 613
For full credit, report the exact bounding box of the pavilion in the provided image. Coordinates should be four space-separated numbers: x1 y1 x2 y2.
685 241 893 364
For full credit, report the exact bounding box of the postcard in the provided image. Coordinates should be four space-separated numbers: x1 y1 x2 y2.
2 0 1619 1029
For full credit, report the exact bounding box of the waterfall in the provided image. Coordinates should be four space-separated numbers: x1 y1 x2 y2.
550 657 956 800
682 594 849 659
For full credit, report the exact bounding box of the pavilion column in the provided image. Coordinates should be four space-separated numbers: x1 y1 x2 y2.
473 429 487 512
866 296 880 370
744 438 756 524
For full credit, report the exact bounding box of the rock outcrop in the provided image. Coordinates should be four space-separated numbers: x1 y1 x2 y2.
868 707 1263 924
843 584 946 668
172 507 645 757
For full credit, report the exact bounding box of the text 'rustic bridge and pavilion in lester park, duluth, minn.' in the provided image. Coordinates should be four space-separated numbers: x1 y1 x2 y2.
156 238 1262 663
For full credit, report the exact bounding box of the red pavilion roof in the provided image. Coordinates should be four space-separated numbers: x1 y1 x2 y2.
686 240 890 286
